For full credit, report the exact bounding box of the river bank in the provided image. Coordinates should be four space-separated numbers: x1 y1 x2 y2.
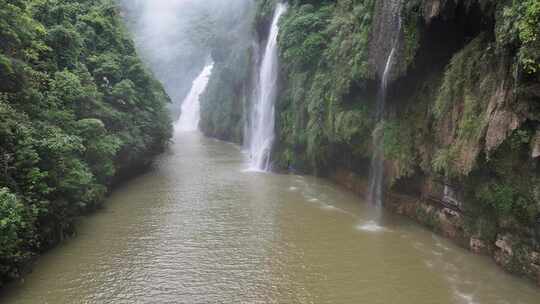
330 167 540 287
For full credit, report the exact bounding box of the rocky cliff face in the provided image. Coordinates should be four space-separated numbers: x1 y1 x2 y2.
200 0 540 285
198 0 256 143
272 0 540 285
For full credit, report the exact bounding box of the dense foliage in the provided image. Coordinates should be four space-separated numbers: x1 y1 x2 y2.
268 0 540 222
275 0 376 173
497 0 540 74
0 0 171 285
247 0 540 280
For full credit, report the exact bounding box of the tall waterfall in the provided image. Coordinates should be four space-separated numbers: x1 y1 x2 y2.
367 4 402 208
247 3 287 171
176 62 214 132
366 48 396 208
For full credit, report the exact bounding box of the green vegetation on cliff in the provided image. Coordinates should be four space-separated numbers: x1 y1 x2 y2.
0 0 171 285
199 1 255 143
270 0 540 218
193 0 540 282
259 0 540 281
275 0 376 173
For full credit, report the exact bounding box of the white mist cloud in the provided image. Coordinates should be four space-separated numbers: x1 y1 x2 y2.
120 0 253 118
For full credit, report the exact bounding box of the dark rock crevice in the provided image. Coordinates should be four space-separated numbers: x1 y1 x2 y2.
390 0 496 106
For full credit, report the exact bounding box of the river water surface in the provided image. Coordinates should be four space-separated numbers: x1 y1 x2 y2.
2 132 540 304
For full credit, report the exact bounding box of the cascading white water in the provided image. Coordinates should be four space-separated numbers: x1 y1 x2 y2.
367 4 402 208
367 48 396 208
247 3 287 171
175 62 214 132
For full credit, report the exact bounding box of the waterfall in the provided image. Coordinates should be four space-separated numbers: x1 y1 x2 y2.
367 2 402 208
246 3 287 171
175 62 214 132
367 48 396 208
443 185 459 206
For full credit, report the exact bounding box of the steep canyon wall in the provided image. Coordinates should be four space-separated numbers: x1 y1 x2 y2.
201 0 540 285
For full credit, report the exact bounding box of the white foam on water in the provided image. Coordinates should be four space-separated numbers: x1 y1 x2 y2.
454 291 479 304
447 274 458 283
441 245 451 251
356 220 388 232
432 234 451 251
321 204 338 211
308 198 319 202
414 242 430 254
436 242 450 251
241 168 267 174
288 186 298 191
316 203 356 217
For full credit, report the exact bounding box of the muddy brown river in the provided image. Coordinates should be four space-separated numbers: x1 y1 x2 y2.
2 132 540 303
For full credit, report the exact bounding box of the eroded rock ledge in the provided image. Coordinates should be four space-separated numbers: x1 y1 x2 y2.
331 167 540 287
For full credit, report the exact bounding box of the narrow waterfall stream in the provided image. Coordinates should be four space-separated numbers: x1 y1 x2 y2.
366 48 396 208
367 2 402 209
247 3 287 171
176 62 214 132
